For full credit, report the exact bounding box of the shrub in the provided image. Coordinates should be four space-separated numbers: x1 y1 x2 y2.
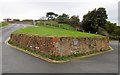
109 36 120 40
0 21 8 27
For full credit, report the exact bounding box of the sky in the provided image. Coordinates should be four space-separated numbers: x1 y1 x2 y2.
0 0 119 24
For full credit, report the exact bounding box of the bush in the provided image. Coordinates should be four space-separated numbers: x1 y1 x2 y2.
114 27 120 36
0 21 8 27
109 36 120 40
98 27 109 36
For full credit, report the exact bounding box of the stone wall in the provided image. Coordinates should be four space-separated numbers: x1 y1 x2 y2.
9 34 110 56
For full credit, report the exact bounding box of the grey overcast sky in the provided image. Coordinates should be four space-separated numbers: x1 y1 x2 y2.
0 0 119 24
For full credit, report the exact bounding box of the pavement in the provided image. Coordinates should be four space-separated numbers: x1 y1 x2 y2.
0 24 119 73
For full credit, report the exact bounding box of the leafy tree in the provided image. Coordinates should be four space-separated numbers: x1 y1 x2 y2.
3 18 12 22
82 9 98 33
114 26 120 36
13 19 20 21
46 12 58 20
57 13 69 23
68 15 81 30
82 7 108 33
96 8 108 28
104 21 117 34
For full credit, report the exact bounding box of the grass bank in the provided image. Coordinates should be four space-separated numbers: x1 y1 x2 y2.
36 23 76 31
0 21 8 27
13 26 104 38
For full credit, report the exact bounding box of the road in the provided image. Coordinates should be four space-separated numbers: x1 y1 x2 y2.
0 24 118 73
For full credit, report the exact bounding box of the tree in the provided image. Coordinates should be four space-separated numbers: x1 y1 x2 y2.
82 7 108 33
13 19 20 21
114 26 120 36
68 15 80 28
3 18 12 22
104 21 117 34
96 8 108 28
46 12 58 20
57 13 69 23
82 9 98 33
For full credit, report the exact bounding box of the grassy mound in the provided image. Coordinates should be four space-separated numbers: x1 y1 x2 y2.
14 26 104 38
36 23 76 31
0 21 8 27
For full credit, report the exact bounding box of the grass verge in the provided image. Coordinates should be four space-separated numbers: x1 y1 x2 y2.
36 23 76 31
13 26 104 38
0 21 8 27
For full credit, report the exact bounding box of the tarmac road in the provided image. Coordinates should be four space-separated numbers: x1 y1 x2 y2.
0 24 119 73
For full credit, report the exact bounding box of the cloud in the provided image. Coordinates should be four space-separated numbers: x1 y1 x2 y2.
0 0 119 24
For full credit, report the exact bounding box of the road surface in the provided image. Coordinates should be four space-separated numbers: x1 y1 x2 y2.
0 24 118 73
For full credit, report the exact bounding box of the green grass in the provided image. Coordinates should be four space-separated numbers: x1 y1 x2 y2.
0 21 8 27
14 26 104 38
36 23 76 31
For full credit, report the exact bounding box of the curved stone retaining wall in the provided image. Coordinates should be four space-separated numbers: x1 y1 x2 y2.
9 34 110 56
